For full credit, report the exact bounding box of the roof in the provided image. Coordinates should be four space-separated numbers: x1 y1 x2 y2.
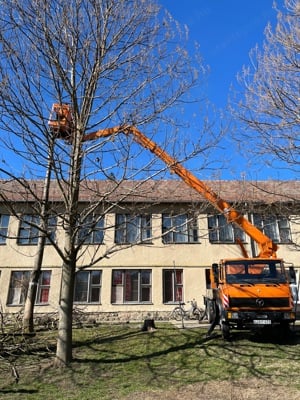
0 179 300 204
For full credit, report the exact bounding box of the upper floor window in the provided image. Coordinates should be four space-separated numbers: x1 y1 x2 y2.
0 214 9 244
17 215 56 245
115 214 151 244
111 269 152 303
78 214 104 244
162 214 198 243
252 214 291 243
74 270 102 303
208 214 245 243
7 270 51 305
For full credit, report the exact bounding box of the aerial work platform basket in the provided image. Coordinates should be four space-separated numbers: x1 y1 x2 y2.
48 103 74 138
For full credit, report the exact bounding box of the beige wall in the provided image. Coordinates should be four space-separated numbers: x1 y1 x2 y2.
0 211 299 317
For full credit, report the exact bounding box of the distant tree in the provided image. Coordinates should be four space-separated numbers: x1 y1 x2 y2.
0 0 221 366
232 0 300 174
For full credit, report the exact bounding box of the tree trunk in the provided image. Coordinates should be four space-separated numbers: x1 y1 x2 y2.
54 111 82 366
55 253 76 367
23 269 41 333
23 231 46 333
23 140 53 333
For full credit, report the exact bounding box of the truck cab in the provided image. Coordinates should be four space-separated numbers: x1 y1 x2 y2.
206 258 296 339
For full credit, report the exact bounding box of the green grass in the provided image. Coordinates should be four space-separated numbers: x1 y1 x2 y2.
1 323 300 399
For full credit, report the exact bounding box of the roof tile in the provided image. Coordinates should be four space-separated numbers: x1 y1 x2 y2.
0 179 299 204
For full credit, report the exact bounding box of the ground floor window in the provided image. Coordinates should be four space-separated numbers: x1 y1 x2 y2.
74 270 102 303
7 270 52 305
163 269 183 303
36 270 51 304
111 269 152 304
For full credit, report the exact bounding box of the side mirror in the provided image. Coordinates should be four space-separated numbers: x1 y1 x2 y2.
212 263 219 285
288 266 296 284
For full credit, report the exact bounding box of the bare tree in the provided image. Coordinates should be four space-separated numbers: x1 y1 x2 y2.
231 0 300 174
0 0 221 366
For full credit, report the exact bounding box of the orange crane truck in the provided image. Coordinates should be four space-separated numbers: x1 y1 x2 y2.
49 103 296 339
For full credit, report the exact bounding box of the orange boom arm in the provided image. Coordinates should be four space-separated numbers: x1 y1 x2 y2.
48 104 278 258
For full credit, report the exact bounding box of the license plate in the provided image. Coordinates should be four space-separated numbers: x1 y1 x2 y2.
253 319 271 325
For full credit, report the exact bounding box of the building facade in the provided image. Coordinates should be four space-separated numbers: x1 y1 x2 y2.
0 179 299 321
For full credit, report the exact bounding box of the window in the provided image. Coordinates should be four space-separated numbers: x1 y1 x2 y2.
8 271 30 305
162 214 198 243
111 269 151 303
74 270 102 303
36 271 52 304
46 216 57 243
253 214 291 243
115 214 151 244
163 269 183 303
78 215 104 244
17 215 56 245
0 214 9 244
208 214 245 243
7 270 51 305
225 260 286 284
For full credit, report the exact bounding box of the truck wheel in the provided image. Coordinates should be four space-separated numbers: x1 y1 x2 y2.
221 322 230 340
279 321 291 338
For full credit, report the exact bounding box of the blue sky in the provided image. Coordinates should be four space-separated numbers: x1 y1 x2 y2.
160 1 289 180
0 1 289 181
161 0 277 108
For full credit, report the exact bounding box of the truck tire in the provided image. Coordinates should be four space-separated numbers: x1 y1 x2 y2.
221 322 230 340
279 321 291 338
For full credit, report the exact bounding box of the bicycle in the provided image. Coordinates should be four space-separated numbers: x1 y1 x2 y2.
170 299 205 322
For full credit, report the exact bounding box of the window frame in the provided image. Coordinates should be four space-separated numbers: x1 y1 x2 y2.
36 270 52 304
162 213 198 244
77 214 105 244
115 214 152 244
252 214 292 244
74 270 102 304
208 214 245 244
0 214 9 245
163 269 183 304
17 214 56 245
111 269 152 304
7 270 52 306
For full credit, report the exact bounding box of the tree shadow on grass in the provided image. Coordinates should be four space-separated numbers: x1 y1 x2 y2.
73 325 143 348
70 324 300 395
0 388 39 395
72 324 300 365
3 324 296 399
3 323 299 397
72 325 207 364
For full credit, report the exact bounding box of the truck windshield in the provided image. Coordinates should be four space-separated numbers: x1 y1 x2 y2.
225 261 287 284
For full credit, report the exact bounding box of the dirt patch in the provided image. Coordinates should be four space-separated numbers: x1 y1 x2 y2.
123 378 300 400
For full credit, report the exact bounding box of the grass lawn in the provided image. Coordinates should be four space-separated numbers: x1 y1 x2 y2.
1 323 300 399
